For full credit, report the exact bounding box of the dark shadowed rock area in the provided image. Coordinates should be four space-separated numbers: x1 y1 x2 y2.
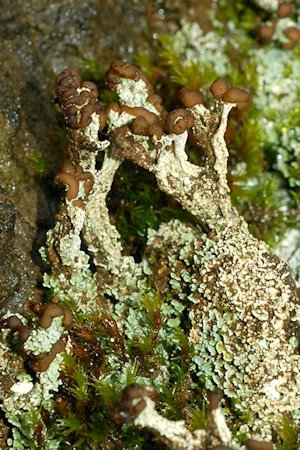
0 0 210 313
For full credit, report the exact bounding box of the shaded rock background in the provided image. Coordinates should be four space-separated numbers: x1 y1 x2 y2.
0 0 212 312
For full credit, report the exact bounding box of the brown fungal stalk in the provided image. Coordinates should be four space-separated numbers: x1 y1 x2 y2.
39 302 73 330
166 109 194 134
31 338 67 372
56 68 106 130
255 1 300 49
55 163 93 202
5 315 30 344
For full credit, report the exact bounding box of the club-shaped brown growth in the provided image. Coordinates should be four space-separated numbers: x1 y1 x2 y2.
245 439 274 450
257 24 275 42
105 60 151 91
284 26 300 43
222 87 250 110
179 87 205 108
166 109 194 134
55 164 94 202
121 105 160 125
31 338 67 372
39 302 73 330
210 78 232 100
277 2 294 18
115 384 157 422
5 315 30 344
207 390 223 410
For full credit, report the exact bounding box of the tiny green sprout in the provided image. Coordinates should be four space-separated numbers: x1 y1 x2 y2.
186 403 207 431
169 327 191 356
159 34 216 89
134 50 154 81
27 154 48 174
276 416 299 450
59 414 82 436
63 352 77 372
140 291 163 321
93 379 121 409
125 360 140 386
82 58 103 82
129 332 154 355
69 365 89 403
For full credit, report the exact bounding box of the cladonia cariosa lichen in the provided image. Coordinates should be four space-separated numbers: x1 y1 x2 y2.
44 61 299 446
1 57 299 449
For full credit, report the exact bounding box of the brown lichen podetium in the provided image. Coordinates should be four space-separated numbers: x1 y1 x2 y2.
51 62 300 444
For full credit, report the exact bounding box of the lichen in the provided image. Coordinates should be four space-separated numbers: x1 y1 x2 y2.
157 6 300 246
16 60 297 448
0 312 68 449
2 4 300 448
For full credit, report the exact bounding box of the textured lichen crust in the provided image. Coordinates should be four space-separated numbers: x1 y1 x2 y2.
147 219 299 440
0 310 70 449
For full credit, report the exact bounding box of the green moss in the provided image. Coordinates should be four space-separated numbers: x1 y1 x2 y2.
217 0 265 34
186 403 207 431
276 417 300 450
108 161 194 258
82 58 103 82
69 366 89 403
231 171 293 246
158 33 217 90
27 153 49 175
45 279 207 448
134 51 155 82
